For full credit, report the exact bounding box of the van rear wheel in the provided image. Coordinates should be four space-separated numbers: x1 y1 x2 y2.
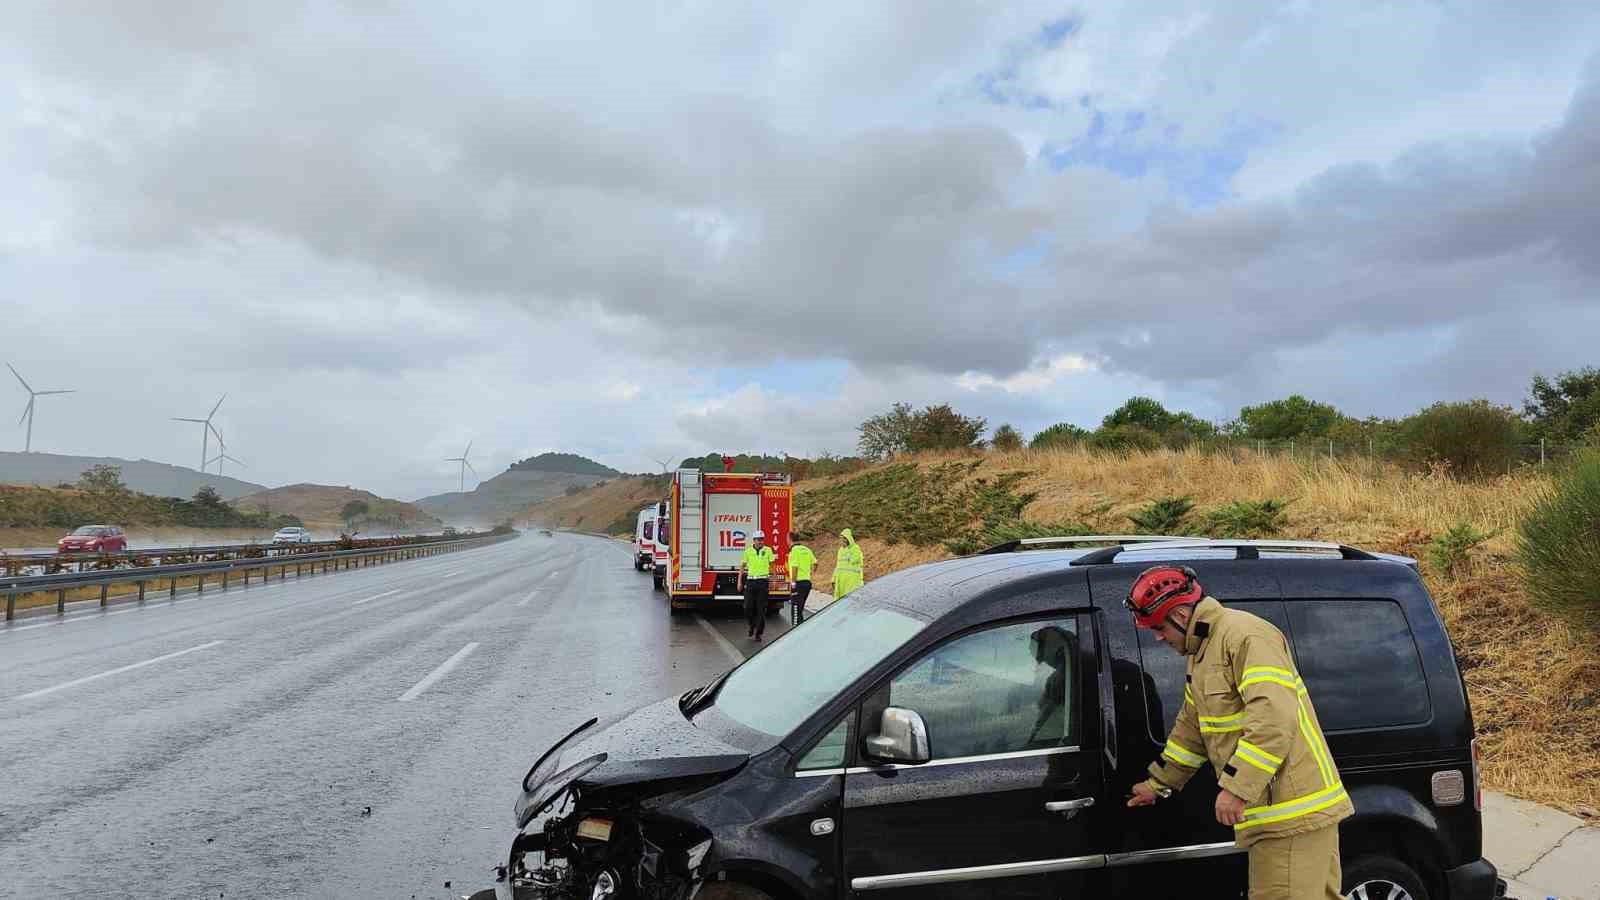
1343 856 1430 900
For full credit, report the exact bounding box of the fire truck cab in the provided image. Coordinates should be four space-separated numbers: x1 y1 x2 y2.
665 468 793 612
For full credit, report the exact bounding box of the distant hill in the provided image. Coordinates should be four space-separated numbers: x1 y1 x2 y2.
0 451 266 500
520 475 669 535
415 452 617 525
510 452 620 477
232 484 441 532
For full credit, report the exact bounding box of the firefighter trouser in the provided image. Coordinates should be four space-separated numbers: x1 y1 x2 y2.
1248 824 1343 900
743 578 769 638
791 580 812 626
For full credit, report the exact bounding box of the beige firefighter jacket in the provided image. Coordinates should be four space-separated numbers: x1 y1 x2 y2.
1146 597 1353 847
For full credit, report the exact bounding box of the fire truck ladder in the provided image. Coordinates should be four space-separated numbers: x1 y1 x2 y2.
676 469 704 589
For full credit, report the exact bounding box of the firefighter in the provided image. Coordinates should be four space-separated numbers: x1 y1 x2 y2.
1125 565 1351 900
786 531 816 626
832 528 864 599
738 530 776 642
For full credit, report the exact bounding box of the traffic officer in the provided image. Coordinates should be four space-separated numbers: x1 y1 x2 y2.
832 528 864 599
737 530 776 642
785 531 817 626
1125 565 1351 900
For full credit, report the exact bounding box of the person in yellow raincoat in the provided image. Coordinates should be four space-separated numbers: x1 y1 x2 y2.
832 528 864 598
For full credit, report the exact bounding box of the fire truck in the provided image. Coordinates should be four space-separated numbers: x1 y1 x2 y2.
665 467 793 612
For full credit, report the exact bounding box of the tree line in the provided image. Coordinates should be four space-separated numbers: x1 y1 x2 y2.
856 366 1600 478
0 465 303 529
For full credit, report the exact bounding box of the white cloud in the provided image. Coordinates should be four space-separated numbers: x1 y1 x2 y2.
957 354 1096 394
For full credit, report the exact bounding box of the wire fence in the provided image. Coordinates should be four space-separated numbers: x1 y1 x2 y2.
1191 438 1588 473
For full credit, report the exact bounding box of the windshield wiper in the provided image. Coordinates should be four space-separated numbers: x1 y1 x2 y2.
683 668 733 719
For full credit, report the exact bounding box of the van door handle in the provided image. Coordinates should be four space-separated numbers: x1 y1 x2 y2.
1044 797 1095 819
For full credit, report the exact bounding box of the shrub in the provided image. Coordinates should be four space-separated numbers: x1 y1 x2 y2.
1428 522 1494 576
990 424 1024 452
1517 453 1600 628
1030 422 1089 449
1201 498 1291 538
1400 399 1523 478
1089 424 1162 452
1128 496 1194 533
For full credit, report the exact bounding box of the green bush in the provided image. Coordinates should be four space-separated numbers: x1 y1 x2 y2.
990 424 1024 452
1030 422 1090 449
1517 453 1600 628
1128 496 1194 533
1089 424 1162 452
1201 498 1291 538
1401 399 1523 478
1428 522 1494 576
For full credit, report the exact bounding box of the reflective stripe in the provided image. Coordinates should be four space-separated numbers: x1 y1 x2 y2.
1198 709 1244 733
1232 740 1282 775
1239 673 1302 692
1184 685 1194 706
1163 739 1205 768
1297 702 1336 788
1235 783 1348 831
1199 721 1244 734
1198 712 1244 725
1241 665 1296 681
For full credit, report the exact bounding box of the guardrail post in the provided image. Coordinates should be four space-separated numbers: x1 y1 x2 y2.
100 584 109 607
169 577 176 598
244 569 250 586
222 571 229 591
6 593 15 621
138 581 146 603
198 574 205 595
57 588 66 614
296 563 302 577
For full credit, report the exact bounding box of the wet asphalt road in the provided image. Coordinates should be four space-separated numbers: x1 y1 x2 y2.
0 532 787 899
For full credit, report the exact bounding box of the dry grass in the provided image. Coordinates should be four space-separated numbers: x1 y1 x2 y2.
520 476 669 534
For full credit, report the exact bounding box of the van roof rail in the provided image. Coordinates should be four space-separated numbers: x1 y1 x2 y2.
978 534 1197 556
1068 539 1382 566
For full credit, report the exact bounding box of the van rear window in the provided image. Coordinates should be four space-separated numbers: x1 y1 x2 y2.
1288 599 1431 730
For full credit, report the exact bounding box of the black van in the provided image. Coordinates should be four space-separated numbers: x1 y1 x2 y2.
476 539 1504 900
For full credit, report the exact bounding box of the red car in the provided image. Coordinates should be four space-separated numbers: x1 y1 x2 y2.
57 525 128 553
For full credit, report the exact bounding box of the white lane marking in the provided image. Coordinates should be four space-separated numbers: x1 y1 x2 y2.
516 591 537 608
695 615 746 666
13 640 227 702
397 642 480 702
353 589 402 606
438 569 463 578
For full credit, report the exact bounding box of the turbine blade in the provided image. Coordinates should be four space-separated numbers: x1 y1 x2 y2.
7 363 32 393
209 393 227 420
465 460 478 476
17 399 32 427
173 417 207 423
36 390 74 396
463 440 473 458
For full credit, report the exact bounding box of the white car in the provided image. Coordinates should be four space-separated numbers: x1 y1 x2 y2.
271 526 313 544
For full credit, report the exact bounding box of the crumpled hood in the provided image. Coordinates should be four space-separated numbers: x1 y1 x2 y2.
517 696 748 826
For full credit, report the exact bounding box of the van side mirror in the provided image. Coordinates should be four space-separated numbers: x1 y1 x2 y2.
865 707 931 764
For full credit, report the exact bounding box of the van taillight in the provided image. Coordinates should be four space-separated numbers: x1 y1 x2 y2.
1470 738 1482 811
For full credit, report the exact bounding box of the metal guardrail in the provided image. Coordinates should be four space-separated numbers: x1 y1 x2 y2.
3 532 517 621
0 532 479 579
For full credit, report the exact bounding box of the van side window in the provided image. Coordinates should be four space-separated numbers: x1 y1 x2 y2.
1287 599 1431 730
797 715 851 770
1138 600 1288 742
643 521 654 540
887 618 1077 760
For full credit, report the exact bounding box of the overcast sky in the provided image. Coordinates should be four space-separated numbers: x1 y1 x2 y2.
4 1 1600 500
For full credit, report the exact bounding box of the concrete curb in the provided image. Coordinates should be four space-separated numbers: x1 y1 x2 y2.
1486 792 1599 899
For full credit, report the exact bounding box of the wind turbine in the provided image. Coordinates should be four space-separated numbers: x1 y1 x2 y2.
445 441 478 493
7 363 75 453
206 429 246 478
173 394 226 473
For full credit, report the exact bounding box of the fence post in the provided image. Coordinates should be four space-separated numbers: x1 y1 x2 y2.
100 584 109 607
1329 439 1334 462
138 581 146 603
170 577 176 598
1541 438 1546 466
57 589 66 614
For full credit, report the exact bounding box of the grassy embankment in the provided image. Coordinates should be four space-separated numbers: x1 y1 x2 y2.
538 447 1599 816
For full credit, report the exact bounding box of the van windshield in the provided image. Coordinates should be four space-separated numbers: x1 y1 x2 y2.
701 591 929 743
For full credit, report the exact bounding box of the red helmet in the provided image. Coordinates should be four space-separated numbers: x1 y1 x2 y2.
1126 565 1202 628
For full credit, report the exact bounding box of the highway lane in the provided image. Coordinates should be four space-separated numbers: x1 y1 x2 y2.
0 532 789 899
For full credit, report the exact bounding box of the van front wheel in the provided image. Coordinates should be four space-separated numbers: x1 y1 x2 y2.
696 883 773 900
1343 856 1430 900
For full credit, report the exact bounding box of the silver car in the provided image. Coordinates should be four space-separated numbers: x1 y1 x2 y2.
271 526 313 544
